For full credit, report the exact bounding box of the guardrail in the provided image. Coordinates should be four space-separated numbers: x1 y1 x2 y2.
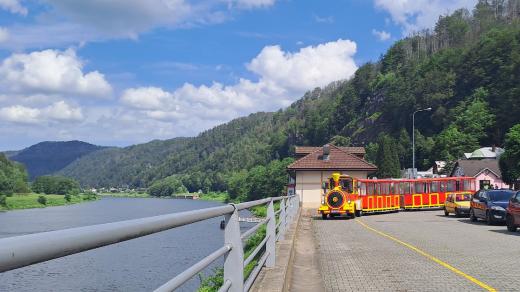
0 195 300 292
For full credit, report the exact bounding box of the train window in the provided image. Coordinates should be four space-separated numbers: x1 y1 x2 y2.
367 183 374 195
381 183 389 194
440 181 447 192
403 182 410 195
431 182 439 192
359 182 366 196
447 181 456 192
463 180 472 191
414 182 424 194
340 179 353 193
455 180 461 191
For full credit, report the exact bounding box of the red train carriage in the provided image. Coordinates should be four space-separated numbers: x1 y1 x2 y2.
357 177 476 211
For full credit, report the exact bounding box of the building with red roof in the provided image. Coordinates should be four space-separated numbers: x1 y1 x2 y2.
287 144 377 206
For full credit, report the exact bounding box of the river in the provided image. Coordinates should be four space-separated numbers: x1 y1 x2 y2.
0 197 242 292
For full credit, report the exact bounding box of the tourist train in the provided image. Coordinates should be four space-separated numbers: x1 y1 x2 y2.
318 173 476 219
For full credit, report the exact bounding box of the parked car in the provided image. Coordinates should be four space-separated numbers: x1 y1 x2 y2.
444 193 471 217
506 191 520 232
470 189 516 225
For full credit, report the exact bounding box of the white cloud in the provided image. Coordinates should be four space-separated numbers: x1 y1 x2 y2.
1 0 276 49
313 15 334 24
372 29 391 41
0 101 83 124
0 0 27 15
121 87 173 110
248 39 357 92
0 49 112 98
120 39 358 125
0 27 9 43
230 0 277 9
374 0 477 34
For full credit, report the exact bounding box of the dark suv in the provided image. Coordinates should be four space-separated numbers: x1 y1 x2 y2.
470 189 516 225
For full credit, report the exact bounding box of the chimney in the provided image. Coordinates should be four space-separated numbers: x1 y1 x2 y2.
323 144 330 161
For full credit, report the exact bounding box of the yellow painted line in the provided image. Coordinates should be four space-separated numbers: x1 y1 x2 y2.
356 220 496 292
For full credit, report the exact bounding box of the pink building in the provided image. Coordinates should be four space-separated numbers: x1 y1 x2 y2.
451 159 510 190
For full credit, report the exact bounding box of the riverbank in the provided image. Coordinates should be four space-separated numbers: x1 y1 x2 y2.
0 193 98 211
99 192 229 202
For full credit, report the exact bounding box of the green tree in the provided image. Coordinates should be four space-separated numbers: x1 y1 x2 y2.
148 176 188 197
0 154 30 195
375 135 401 178
32 176 80 195
499 124 520 185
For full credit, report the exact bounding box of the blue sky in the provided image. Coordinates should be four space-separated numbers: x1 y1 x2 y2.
0 0 478 150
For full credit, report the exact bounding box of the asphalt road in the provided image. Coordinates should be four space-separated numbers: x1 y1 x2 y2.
312 209 520 292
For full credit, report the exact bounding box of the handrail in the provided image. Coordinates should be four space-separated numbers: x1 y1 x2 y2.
154 244 232 292
0 205 234 273
0 194 300 292
241 218 269 241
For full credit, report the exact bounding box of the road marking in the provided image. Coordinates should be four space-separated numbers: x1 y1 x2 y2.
356 219 497 292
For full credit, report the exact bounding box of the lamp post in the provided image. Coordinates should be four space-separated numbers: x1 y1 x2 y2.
412 107 432 177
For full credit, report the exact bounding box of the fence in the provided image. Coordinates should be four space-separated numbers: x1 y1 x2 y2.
0 195 300 292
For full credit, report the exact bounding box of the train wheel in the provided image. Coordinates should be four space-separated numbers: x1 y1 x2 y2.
321 213 327 220
355 209 362 217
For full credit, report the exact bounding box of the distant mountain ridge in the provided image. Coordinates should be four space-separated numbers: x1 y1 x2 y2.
9 141 107 180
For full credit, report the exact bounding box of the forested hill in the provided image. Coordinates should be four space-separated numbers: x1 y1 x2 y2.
62 1 520 190
10 141 106 179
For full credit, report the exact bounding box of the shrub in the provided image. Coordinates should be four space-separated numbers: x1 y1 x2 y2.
64 194 72 202
0 194 6 206
37 195 47 205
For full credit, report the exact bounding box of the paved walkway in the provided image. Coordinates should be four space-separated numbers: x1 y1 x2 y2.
288 209 324 292
292 209 520 291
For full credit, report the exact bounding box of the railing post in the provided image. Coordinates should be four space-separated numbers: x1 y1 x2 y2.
279 199 286 240
223 206 244 292
266 199 276 268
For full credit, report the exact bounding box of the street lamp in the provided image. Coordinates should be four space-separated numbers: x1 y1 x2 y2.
412 107 432 177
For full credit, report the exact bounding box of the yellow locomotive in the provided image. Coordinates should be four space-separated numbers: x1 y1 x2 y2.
318 173 362 219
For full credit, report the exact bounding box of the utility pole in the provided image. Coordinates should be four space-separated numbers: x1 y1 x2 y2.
412 107 432 178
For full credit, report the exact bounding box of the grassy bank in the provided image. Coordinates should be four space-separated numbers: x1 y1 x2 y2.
198 192 229 202
0 193 99 211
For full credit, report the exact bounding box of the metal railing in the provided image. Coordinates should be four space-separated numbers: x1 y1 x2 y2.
0 195 300 292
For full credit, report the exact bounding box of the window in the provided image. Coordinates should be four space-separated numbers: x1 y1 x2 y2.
403 182 411 195
513 192 520 203
479 180 491 190
447 181 456 192
440 182 447 192
340 179 353 193
415 182 425 194
463 180 472 191
456 194 471 202
359 182 366 196
367 183 374 196
431 181 439 192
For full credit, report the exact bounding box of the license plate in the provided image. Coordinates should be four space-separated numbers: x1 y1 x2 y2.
494 215 503 219
331 210 340 213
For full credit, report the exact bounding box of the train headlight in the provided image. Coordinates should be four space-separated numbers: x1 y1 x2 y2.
321 195 325 205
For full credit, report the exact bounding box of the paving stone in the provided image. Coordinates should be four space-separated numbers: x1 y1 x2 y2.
311 210 520 292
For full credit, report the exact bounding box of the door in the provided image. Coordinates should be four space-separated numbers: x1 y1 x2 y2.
472 191 485 218
445 194 454 213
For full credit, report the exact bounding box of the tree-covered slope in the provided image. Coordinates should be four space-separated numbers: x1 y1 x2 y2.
62 0 520 189
10 141 106 180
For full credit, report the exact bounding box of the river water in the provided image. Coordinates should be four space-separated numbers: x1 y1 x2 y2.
0 197 241 292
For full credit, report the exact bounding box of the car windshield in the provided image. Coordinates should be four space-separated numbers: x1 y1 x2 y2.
455 194 471 201
488 190 514 201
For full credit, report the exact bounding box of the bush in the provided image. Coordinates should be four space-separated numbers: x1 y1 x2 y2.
83 192 98 201
64 194 72 202
0 194 6 206
37 195 47 205
32 176 80 195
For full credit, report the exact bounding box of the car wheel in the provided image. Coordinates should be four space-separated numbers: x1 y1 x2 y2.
470 209 477 222
355 209 362 217
444 209 449 216
321 213 327 220
506 215 518 232
455 208 461 218
486 211 494 225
